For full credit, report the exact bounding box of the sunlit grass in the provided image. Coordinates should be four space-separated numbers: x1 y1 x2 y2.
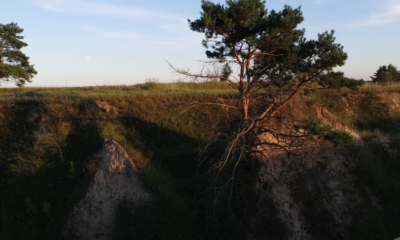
3 80 400 102
0 81 238 101
360 81 400 91
355 129 383 138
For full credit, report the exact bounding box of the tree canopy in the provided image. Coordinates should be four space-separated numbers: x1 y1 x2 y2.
175 0 363 120
171 0 363 216
0 22 37 86
170 0 360 177
370 64 400 83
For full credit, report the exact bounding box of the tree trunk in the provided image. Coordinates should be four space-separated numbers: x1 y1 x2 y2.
242 97 249 120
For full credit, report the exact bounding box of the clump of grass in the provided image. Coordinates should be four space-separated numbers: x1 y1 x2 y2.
306 98 318 106
355 129 383 139
316 154 333 170
353 93 398 133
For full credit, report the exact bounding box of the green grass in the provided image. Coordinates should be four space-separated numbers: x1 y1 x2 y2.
360 81 400 92
0 81 238 101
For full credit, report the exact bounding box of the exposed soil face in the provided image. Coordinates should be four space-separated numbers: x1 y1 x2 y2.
257 146 361 240
254 96 371 239
251 92 400 239
63 139 150 240
95 99 119 116
2 91 399 240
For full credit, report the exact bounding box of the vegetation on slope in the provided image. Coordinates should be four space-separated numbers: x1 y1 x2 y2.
0 85 399 239
0 101 103 239
0 93 251 240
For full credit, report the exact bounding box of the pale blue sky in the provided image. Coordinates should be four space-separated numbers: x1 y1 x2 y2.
1 0 400 87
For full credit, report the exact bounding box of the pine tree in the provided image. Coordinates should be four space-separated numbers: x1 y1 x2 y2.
171 0 362 119
220 63 232 81
371 64 400 83
169 0 359 188
0 22 37 86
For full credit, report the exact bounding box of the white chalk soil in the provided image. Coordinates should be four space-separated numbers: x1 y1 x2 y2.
63 139 150 240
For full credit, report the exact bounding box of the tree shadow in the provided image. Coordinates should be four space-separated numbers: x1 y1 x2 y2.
0 106 104 240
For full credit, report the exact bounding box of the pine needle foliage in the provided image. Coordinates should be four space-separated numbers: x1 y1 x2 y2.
0 22 37 86
293 117 353 146
170 0 361 207
370 64 400 83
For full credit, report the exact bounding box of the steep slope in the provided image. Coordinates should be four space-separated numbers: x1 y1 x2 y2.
0 90 400 240
253 92 400 240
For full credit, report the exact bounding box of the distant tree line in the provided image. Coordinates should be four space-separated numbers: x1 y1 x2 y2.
371 64 400 83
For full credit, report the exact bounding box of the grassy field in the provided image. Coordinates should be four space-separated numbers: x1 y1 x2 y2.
1 80 400 102
0 81 237 101
360 81 400 92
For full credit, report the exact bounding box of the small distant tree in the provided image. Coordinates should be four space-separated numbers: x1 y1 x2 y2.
371 64 400 83
0 22 37 86
220 63 232 81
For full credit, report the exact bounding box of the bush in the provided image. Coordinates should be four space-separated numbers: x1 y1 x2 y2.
371 64 400 83
306 98 318 106
325 130 353 147
294 117 353 146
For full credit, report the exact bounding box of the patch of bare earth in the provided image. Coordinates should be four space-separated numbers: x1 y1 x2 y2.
256 146 363 240
255 97 366 239
63 139 150 240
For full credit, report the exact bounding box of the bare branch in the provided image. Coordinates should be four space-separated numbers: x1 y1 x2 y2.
168 100 240 116
258 97 277 119
166 60 241 89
